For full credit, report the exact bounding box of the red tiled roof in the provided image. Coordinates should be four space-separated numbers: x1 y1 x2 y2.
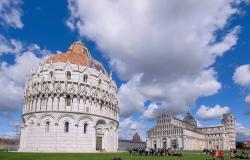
45 42 106 74
45 42 89 66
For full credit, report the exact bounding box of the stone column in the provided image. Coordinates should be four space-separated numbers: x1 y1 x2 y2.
75 124 78 151
51 97 54 111
54 122 58 151
47 97 53 111
77 95 80 112
36 123 40 151
35 99 38 112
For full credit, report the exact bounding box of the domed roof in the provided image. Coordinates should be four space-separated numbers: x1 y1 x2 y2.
183 112 196 122
45 42 106 74
183 112 197 127
132 132 141 142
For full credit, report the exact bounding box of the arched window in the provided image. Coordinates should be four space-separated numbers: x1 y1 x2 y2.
45 121 50 133
64 122 69 133
66 95 71 106
83 74 88 82
66 71 71 80
84 123 88 134
98 79 101 85
49 71 53 79
86 107 89 113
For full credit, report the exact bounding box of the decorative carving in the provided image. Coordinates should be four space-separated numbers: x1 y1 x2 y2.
81 87 88 96
55 84 62 94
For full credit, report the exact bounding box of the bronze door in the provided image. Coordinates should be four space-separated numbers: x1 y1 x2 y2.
163 142 167 149
96 136 102 150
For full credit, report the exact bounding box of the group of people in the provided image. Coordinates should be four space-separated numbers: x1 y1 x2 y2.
203 148 250 160
230 149 249 159
203 148 225 160
128 147 182 157
127 147 249 159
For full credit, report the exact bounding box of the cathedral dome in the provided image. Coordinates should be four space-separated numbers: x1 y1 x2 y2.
183 112 197 127
132 132 141 142
45 42 106 74
183 112 195 121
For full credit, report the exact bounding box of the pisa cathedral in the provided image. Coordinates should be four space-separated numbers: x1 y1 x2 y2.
147 112 236 150
19 42 119 152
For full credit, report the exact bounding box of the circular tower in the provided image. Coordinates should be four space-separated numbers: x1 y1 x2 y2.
221 113 236 149
19 42 119 152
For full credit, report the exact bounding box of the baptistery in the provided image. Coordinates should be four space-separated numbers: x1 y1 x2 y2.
19 42 119 152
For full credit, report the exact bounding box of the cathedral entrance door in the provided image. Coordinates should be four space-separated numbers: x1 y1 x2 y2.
153 140 157 149
96 136 102 151
163 142 167 149
171 139 177 149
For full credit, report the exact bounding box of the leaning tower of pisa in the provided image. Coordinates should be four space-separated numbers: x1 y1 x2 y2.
221 113 236 149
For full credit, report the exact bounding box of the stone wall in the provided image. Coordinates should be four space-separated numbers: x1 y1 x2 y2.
19 112 118 152
118 140 146 151
0 139 19 151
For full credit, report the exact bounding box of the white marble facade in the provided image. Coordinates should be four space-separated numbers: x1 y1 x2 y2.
19 42 119 152
147 113 236 150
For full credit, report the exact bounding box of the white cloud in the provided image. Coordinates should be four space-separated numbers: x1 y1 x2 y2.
196 105 230 120
233 64 250 87
175 114 185 120
119 74 146 117
245 95 250 104
0 35 24 55
119 117 147 140
0 36 49 111
233 65 250 114
0 0 23 28
67 0 242 117
142 69 221 114
209 26 240 56
236 122 250 141
143 103 160 120
0 52 43 111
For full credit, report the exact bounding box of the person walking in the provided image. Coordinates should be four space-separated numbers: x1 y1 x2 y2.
211 150 217 160
219 150 224 160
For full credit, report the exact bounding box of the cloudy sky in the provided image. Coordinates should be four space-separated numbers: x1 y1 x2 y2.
0 0 250 141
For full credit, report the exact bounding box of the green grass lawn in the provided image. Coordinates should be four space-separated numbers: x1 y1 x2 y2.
0 151 230 160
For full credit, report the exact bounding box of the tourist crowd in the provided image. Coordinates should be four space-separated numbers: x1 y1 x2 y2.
203 148 249 160
128 148 182 157
202 149 225 160
127 147 249 159
229 149 249 159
